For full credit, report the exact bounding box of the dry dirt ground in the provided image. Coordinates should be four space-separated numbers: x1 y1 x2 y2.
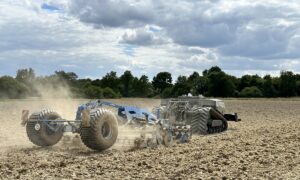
0 98 299 179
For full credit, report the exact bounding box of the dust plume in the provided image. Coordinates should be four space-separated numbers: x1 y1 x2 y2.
30 80 83 119
34 81 73 99
114 126 143 150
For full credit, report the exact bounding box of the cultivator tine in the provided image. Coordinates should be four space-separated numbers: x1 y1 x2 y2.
21 110 29 126
81 109 90 127
134 137 145 148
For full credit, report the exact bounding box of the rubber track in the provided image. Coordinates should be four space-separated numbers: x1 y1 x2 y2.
207 108 228 134
190 107 228 135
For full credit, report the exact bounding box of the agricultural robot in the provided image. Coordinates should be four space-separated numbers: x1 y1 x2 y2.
21 96 240 151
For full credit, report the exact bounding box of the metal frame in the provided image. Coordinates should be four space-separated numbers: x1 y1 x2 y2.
23 100 160 134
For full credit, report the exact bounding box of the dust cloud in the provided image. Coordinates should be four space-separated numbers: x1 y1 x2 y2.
0 82 85 152
31 80 81 119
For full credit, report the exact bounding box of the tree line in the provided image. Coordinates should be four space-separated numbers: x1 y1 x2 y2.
0 66 300 99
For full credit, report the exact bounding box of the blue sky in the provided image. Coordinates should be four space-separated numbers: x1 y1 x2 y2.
0 0 300 79
41 3 60 11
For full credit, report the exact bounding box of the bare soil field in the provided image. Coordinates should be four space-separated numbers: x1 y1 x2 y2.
0 98 299 179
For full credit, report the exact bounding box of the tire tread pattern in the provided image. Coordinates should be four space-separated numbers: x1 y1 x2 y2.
26 109 63 147
80 108 118 151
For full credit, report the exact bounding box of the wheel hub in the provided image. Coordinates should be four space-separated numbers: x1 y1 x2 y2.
34 123 41 131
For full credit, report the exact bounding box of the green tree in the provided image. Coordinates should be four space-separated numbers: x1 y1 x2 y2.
172 76 191 96
0 76 29 98
262 75 277 97
202 66 222 76
152 72 173 95
16 68 35 84
83 82 103 99
103 87 120 98
271 77 280 93
207 71 235 97
279 71 297 97
192 76 209 96
239 75 251 91
295 74 300 96
187 72 208 96
161 87 173 98
91 79 101 87
3 66 300 99
16 68 37 96
188 72 200 82
132 75 153 97
239 75 263 91
250 75 264 90
54 71 78 86
101 71 120 93
119 70 134 97
296 81 300 96
76 78 92 88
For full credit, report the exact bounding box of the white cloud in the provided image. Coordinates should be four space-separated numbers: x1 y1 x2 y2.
68 0 154 28
179 50 219 70
61 64 77 68
119 26 167 46
0 0 300 79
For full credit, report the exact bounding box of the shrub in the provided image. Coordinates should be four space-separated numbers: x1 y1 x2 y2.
103 87 120 98
161 87 173 98
240 86 263 97
0 76 29 98
84 86 103 99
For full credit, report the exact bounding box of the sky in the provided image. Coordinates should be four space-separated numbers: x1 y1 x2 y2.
1 0 300 79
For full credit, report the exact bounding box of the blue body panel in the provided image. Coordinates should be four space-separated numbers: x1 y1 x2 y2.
75 100 158 124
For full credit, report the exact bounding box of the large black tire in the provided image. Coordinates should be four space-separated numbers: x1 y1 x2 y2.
190 107 210 134
80 108 118 151
190 110 200 133
26 109 64 147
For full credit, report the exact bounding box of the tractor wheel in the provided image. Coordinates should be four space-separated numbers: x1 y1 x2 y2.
26 109 64 147
80 108 118 151
190 107 210 134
